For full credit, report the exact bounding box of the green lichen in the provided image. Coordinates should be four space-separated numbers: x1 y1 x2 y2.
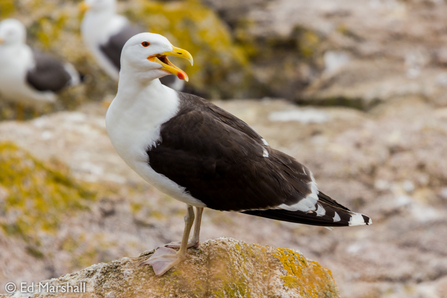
0 141 96 245
273 248 339 298
0 0 15 18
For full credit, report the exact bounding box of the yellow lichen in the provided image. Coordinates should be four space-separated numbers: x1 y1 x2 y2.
0 141 96 244
299 30 321 59
0 0 15 18
273 248 339 298
33 13 69 50
210 242 269 298
72 238 339 297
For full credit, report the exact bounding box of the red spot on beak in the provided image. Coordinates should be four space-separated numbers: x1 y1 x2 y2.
177 72 186 80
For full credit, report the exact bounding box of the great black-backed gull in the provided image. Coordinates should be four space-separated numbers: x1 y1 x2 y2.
79 0 183 90
105 33 372 276
0 19 81 118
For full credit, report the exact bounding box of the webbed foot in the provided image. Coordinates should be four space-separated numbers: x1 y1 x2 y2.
140 246 185 276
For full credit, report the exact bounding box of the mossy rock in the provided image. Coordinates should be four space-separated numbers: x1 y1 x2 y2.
0 141 96 244
28 238 339 298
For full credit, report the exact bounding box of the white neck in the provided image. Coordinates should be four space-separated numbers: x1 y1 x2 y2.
106 71 180 158
0 42 32 71
115 67 179 119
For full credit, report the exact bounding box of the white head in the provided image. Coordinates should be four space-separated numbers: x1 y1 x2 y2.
0 19 26 46
120 32 193 83
79 0 117 14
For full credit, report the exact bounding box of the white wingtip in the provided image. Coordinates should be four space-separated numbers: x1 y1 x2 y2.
63 63 81 86
349 212 372 226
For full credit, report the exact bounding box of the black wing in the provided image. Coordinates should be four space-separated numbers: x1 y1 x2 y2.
26 50 73 92
99 23 143 70
147 93 313 211
147 93 372 226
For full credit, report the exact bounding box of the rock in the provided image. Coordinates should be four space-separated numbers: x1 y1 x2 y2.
1 98 447 298
200 0 270 29
11 238 340 298
213 0 447 106
0 141 96 244
0 141 99 282
268 108 330 124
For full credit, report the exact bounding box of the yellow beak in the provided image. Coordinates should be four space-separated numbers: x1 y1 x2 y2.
78 2 90 14
147 46 194 82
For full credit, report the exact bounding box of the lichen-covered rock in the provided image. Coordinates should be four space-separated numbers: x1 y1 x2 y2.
21 238 339 298
0 141 96 244
0 141 110 281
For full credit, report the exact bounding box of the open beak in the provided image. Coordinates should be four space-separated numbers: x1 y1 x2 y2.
78 2 90 14
147 46 194 82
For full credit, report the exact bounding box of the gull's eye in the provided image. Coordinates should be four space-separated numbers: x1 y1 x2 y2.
141 41 150 47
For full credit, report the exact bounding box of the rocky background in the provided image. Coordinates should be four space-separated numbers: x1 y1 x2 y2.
1 0 447 297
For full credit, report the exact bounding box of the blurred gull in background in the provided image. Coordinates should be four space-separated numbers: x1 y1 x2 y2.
79 0 184 91
0 18 82 119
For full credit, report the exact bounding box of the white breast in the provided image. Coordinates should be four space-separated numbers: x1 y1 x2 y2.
106 80 206 207
0 45 55 106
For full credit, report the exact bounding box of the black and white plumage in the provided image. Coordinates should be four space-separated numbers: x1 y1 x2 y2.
0 19 81 111
106 33 372 276
79 0 183 90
